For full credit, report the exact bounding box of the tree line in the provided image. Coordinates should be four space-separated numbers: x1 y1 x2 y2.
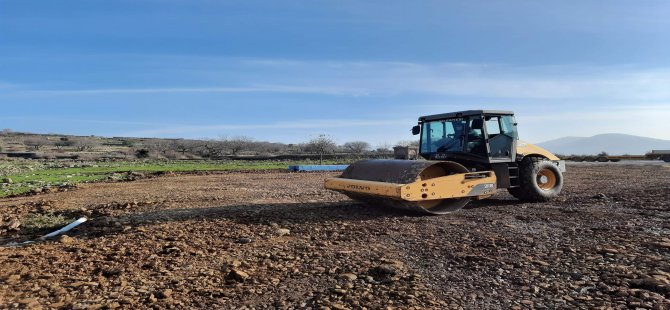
0 130 420 161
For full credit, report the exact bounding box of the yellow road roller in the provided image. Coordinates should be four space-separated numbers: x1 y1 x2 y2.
325 110 566 214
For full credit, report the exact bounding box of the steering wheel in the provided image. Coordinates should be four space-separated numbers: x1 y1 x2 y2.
436 139 459 152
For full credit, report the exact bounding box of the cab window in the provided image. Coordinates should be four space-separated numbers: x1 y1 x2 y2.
485 116 501 136
500 115 518 139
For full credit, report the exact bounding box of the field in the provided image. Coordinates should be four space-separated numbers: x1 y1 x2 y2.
0 160 352 198
1 162 669 309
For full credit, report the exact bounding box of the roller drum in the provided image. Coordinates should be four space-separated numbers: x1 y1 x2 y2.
339 160 471 214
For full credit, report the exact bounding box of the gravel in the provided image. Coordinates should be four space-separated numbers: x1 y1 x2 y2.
0 164 668 309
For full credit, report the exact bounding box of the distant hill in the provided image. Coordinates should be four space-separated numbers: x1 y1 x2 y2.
537 134 670 155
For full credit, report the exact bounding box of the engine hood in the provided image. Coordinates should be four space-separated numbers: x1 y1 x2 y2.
516 141 560 161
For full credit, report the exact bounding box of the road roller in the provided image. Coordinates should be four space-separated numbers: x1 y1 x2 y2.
325 110 566 215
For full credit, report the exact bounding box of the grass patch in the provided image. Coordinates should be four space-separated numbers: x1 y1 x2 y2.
22 213 74 231
0 160 353 198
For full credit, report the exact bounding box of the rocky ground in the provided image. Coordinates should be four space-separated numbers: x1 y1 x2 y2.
0 163 669 309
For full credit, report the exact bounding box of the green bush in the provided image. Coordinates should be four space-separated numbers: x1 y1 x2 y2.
135 149 150 158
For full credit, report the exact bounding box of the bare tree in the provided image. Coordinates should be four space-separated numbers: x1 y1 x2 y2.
305 135 337 164
74 137 100 152
200 141 218 158
396 140 420 148
375 141 392 153
222 136 254 155
120 148 134 159
195 140 225 159
1 128 12 135
55 138 75 150
174 140 197 155
254 141 288 154
343 141 371 156
288 143 306 154
145 139 169 155
121 139 136 147
24 137 49 150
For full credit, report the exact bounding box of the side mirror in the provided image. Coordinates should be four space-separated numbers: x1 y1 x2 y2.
411 125 421 135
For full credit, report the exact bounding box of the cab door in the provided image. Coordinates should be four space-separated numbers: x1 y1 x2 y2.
484 115 516 162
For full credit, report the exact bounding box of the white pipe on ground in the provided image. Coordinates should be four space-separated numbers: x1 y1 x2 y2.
38 217 88 240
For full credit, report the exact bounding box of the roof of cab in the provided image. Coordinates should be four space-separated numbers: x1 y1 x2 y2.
419 110 514 122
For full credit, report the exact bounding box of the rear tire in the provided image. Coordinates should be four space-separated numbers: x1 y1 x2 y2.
507 157 563 202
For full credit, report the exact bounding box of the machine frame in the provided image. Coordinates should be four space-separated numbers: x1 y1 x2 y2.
324 110 566 215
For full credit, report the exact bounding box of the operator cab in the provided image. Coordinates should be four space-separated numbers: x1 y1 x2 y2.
412 110 518 164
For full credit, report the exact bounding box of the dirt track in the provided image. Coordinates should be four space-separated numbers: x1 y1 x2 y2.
1 164 669 309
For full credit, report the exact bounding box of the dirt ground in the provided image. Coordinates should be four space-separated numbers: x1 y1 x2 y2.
1 164 669 309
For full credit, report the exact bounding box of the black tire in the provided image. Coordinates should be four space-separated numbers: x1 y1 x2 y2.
507 157 563 202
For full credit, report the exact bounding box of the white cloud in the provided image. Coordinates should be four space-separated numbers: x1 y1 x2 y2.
0 116 163 126
4 58 670 141
0 81 18 90
26 85 366 96
244 60 670 101
125 118 412 137
8 59 670 102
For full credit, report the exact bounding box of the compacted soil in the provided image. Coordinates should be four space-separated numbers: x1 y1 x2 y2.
0 164 669 309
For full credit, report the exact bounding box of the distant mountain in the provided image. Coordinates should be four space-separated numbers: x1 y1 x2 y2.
536 134 670 155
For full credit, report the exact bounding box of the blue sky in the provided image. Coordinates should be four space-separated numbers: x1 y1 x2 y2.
1 0 669 145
